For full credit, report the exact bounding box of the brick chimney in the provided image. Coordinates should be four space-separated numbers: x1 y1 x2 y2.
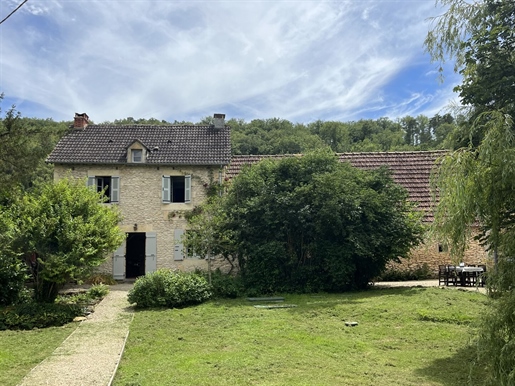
213 113 225 131
74 113 89 129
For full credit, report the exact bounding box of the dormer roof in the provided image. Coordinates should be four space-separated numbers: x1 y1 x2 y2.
47 124 231 166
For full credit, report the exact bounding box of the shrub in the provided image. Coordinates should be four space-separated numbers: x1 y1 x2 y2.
375 263 432 282
196 269 242 298
127 269 212 308
87 284 110 299
0 302 83 330
0 254 28 306
198 150 424 294
0 208 28 306
55 292 90 305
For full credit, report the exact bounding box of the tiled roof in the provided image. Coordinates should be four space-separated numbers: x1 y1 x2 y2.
227 151 447 222
47 125 231 165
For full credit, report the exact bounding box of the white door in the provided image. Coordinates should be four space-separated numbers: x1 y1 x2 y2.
113 238 126 280
145 232 157 273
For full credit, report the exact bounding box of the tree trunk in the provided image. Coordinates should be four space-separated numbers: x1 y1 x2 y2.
34 278 61 303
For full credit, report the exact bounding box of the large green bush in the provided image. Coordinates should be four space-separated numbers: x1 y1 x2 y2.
127 269 212 308
188 150 424 295
6 178 124 303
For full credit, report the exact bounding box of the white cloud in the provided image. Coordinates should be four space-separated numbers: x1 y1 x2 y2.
0 0 453 123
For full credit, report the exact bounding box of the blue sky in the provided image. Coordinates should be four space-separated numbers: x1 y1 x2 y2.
0 0 462 124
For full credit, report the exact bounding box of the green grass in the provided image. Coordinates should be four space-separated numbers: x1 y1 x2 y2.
114 287 488 386
0 323 78 386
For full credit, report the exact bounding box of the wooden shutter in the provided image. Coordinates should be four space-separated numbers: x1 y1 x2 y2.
145 232 157 273
174 229 184 261
184 175 191 203
87 176 96 190
113 238 126 280
162 176 171 203
110 176 120 203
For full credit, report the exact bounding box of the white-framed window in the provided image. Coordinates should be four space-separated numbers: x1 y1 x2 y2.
132 149 143 163
162 175 191 203
87 176 120 203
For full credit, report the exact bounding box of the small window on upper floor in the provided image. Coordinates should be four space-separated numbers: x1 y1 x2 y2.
132 149 143 163
87 176 120 203
162 175 191 203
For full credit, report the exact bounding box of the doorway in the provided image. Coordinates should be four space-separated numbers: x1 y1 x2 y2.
126 232 146 278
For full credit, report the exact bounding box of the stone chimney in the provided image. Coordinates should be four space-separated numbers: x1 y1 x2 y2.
74 113 89 129
213 113 225 131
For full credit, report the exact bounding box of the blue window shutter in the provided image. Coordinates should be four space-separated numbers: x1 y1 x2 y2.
184 175 191 203
145 232 157 273
113 239 126 280
174 229 184 261
87 176 95 190
162 176 171 203
110 176 120 203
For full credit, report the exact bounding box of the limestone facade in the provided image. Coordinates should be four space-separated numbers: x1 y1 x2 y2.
54 163 226 276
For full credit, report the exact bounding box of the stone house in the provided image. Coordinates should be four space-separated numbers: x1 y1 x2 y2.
47 113 231 279
47 113 487 279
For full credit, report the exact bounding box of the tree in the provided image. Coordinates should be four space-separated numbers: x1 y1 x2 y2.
426 1 515 383
189 150 423 294
0 98 69 200
0 209 27 305
4 178 124 303
456 1 515 114
184 198 239 285
426 0 515 267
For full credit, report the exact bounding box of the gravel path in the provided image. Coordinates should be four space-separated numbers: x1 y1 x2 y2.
374 279 487 294
18 284 134 386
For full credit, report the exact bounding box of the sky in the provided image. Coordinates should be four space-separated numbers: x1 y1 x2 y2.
0 0 462 124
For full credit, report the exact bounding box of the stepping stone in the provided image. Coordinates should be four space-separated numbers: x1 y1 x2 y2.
253 304 297 309
246 297 285 302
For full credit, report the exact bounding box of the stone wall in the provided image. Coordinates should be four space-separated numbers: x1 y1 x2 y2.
54 163 226 276
388 230 490 276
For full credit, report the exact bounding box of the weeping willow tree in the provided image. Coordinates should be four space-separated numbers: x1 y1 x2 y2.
432 111 515 386
431 112 515 264
427 1 515 384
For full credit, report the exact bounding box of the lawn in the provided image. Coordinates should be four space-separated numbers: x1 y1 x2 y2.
0 324 78 386
113 287 488 386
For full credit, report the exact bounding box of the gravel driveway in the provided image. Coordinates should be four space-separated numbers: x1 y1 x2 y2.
18 284 134 386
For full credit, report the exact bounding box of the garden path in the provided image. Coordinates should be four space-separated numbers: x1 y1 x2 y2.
18 283 133 386
374 279 487 294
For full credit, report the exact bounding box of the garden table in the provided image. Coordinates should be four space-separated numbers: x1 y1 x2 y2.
452 266 484 287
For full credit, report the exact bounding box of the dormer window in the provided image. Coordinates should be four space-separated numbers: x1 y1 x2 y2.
126 139 148 163
132 149 143 163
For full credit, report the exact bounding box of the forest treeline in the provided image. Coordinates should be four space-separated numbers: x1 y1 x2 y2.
1 105 462 199
109 112 461 154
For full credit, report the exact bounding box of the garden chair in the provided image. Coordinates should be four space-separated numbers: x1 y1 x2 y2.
438 265 448 286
